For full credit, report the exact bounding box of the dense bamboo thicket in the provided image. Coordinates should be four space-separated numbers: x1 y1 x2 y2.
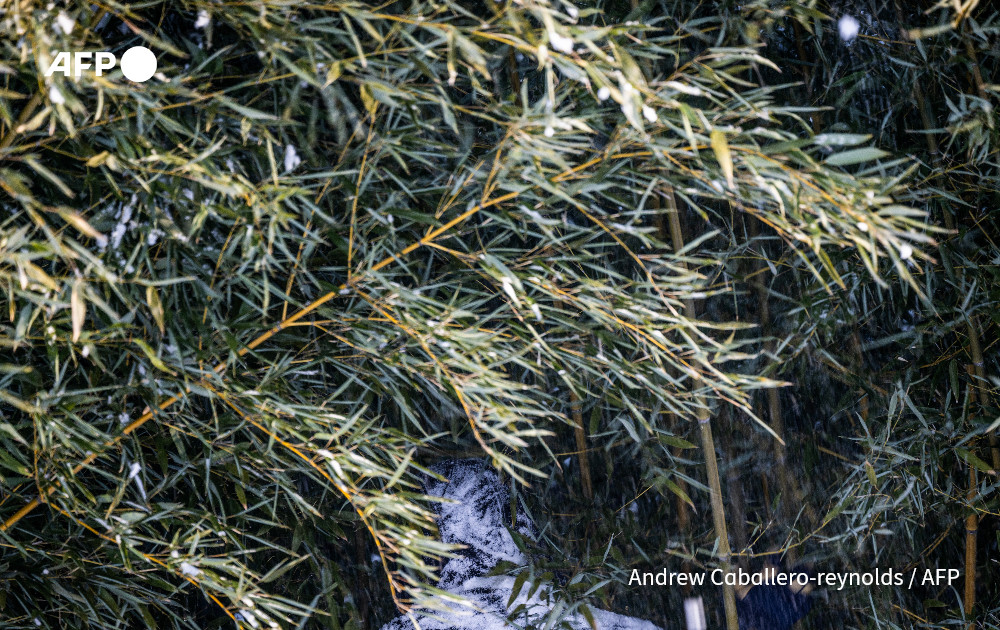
0 0 997 628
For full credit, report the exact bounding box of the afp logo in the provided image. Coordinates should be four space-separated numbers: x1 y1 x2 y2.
44 46 158 83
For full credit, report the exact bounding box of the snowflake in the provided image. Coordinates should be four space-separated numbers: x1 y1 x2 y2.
839 15 860 41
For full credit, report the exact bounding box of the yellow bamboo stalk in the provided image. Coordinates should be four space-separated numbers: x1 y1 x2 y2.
963 315 995 629
901 21 984 624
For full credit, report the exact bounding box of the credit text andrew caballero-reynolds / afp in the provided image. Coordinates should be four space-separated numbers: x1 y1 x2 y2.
629 567 961 590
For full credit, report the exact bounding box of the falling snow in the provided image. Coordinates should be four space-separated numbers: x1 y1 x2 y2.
48 85 65 105
283 145 301 173
839 15 860 41
54 11 75 35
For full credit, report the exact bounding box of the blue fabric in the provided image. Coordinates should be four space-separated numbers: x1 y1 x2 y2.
736 577 813 630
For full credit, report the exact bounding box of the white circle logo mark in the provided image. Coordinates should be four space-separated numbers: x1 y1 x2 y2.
120 46 157 82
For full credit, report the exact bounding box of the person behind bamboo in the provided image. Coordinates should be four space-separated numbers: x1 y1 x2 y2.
380 459 661 630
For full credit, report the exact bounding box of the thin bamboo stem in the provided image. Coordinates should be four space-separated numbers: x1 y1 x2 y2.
749 221 815 538
958 33 994 623
961 24 987 99
965 470 977 628
961 335 988 630
719 407 748 569
967 317 999 470
664 187 739 630
570 391 593 500
653 184 691 536
963 314 997 630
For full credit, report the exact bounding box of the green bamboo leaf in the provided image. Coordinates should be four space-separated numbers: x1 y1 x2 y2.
579 604 599 630
657 434 697 449
864 460 878 488
359 83 378 116
132 339 175 375
25 157 74 198
508 569 530 608
956 448 997 475
825 147 890 166
662 477 695 509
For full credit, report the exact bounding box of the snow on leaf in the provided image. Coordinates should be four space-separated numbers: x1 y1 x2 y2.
179 562 201 577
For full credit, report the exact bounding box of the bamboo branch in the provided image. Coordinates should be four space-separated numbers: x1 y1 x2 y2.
961 24 987 99
2 138 645 534
0 184 517 534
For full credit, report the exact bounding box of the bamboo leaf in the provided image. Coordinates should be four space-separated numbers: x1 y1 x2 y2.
657 434 697 449
710 129 735 189
825 147 890 166
146 286 165 335
662 477 695 509
359 84 378 116
956 449 997 475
